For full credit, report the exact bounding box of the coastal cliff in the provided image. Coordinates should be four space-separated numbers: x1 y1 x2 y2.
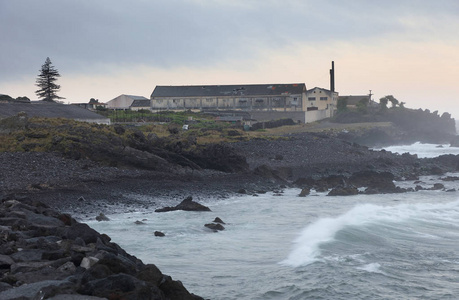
332 108 456 147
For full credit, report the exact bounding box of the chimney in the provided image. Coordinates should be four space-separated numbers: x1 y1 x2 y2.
330 61 335 92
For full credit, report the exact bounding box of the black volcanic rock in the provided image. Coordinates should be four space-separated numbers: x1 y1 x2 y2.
327 185 359 196
205 223 225 232
155 196 211 212
0 198 203 300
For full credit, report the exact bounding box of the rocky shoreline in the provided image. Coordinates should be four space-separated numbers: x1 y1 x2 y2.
3 132 459 216
2 131 459 299
0 198 203 299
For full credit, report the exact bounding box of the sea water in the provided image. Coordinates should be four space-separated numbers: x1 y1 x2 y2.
86 143 459 299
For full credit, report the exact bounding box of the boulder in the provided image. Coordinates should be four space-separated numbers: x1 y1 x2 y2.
327 185 359 196
213 217 225 224
430 183 445 190
154 231 165 237
204 223 225 232
95 213 110 222
78 273 164 299
298 188 310 197
237 188 247 194
349 170 396 192
155 196 211 212
0 198 203 299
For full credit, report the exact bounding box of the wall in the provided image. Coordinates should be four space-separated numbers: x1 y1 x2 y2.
130 106 151 111
151 95 304 111
249 111 306 123
107 95 135 109
74 118 111 125
305 109 328 123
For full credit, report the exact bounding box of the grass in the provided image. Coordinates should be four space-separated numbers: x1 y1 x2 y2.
0 111 395 155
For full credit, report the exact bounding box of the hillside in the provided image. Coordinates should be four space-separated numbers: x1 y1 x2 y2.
329 107 456 146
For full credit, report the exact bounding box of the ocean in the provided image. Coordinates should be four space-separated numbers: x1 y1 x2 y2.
86 143 459 299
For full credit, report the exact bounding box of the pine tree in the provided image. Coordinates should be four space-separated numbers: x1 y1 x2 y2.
35 57 64 102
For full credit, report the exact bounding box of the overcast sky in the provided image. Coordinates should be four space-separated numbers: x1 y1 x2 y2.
1 0 459 117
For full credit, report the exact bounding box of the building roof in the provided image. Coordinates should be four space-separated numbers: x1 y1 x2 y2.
151 84 306 98
130 99 151 107
307 87 336 94
0 101 110 120
123 95 149 100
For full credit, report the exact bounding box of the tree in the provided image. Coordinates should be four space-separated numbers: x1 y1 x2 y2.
337 97 348 113
35 57 64 102
379 97 388 110
356 97 369 114
386 95 399 108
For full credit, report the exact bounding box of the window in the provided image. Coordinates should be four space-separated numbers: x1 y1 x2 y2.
206 98 213 103
320 97 328 101
255 99 264 103
308 97 316 101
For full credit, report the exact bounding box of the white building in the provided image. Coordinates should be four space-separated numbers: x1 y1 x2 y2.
106 95 150 110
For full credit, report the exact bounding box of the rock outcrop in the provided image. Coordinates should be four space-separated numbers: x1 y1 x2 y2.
155 196 211 213
0 198 203 300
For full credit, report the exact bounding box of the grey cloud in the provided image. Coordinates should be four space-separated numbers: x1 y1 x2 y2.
1 0 458 82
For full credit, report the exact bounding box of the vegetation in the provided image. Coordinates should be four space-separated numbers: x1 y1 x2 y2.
337 97 348 113
0 114 249 153
332 94 456 141
0 115 254 172
35 57 64 102
356 97 369 114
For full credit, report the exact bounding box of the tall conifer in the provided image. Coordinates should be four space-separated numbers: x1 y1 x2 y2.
35 57 64 102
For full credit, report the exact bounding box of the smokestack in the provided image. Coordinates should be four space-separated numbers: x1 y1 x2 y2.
330 61 335 92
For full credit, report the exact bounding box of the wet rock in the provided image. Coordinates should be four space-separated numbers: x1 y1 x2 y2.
0 254 14 268
430 183 445 190
0 198 204 299
441 176 459 181
299 188 310 197
327 185 359 196
155 196 211 212
415 185 424 191
79 273 164 299
154 231 165 237
213 217 225 224
204 223 225 232
95 213 110 222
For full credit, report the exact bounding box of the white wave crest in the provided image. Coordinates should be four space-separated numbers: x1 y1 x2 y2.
281 200 459 268
356 262 383 274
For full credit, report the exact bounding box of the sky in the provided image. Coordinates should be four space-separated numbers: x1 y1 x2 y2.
1 0 459 117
